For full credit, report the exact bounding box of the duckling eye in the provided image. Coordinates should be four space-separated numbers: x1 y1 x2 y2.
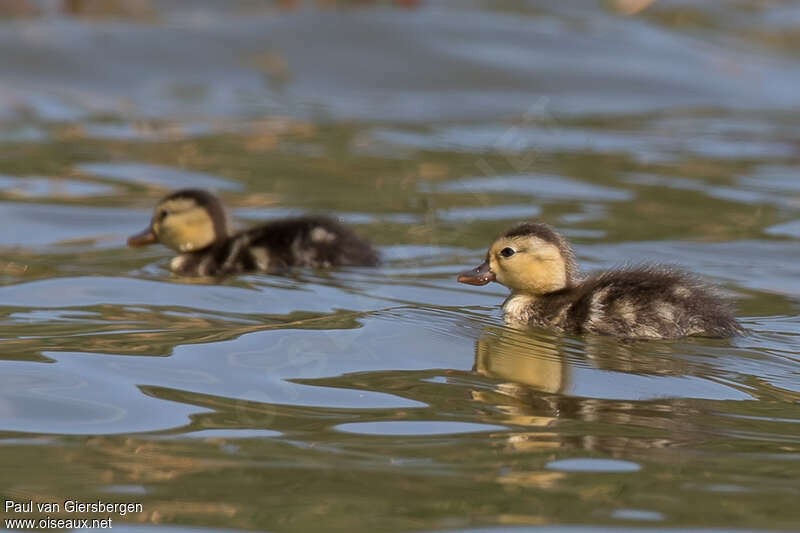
157 210 168 222
499 247 515 258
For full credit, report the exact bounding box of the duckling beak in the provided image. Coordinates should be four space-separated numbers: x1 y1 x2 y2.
457 261 495 286
127 226 158 247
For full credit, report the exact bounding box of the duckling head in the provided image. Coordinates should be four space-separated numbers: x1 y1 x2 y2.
458 222 578 295
127 189 230 253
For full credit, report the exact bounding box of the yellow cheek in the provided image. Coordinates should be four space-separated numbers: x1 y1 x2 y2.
489 257 505 282
505 269 529 290
153 223 181 250
494 261 525 289
493 256 545 291
154 211 215 252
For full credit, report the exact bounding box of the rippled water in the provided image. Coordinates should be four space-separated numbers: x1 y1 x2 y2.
1 1 800 532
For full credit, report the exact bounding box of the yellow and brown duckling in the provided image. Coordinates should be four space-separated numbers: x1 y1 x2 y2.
458 222 742 339
128 189 379 276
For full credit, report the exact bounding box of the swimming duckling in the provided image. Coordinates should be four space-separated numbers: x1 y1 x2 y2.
458 222 742 339
128 189 380 276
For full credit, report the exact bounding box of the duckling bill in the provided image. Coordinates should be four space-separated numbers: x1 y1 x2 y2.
458 222 742 339
128 189 379 277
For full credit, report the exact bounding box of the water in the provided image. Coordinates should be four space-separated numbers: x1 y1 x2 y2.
1 1 799 531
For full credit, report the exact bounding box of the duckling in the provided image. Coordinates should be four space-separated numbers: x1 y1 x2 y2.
458 222 742 339
128 189 380 276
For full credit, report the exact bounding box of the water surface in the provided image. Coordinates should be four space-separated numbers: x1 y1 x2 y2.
0 1 799 532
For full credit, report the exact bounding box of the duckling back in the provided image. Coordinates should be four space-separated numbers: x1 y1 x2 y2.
171 215 379 276
245 215 380 270
513 267 742 339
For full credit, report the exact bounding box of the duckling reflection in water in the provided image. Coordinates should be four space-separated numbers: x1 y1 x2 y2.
474 326 568 396
128 189 380 276
458 222 742 339
472 326 708 457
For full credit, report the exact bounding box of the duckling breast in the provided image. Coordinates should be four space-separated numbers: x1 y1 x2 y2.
168 251 220 277
167 234 254 277
503 294 543 328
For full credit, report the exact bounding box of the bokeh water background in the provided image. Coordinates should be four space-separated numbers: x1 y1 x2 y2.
1 1 800 531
